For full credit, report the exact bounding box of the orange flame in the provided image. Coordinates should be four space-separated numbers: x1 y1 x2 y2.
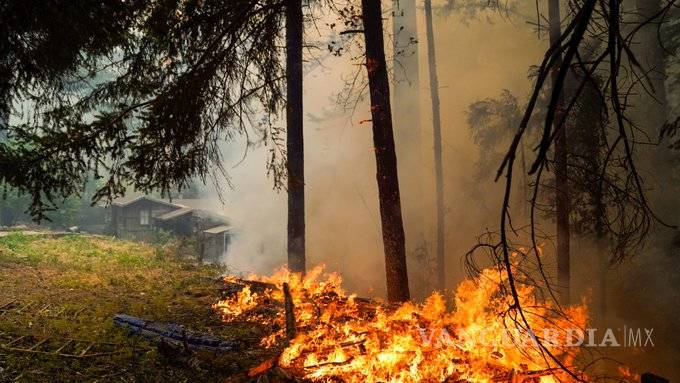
214 265 591 382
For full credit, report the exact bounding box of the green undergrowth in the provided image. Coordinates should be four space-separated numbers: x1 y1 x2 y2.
0 233 272 382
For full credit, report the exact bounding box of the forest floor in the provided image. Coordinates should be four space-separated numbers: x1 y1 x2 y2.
0 233 274 382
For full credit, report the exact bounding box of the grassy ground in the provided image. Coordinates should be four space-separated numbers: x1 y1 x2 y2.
0 233 271 382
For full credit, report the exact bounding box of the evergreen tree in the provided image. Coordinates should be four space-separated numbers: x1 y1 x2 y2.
0 0 287 221
286 0 306 274
424 0 446 291
548 0 572 304
361 0 410 302
391 0 424 270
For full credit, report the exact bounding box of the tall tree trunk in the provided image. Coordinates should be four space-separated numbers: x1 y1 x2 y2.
594 184 608 317
362 0 410 302
587 75 608 318
581 65 609 317
634 0 676 239
635 0 668 127
0 112 7 228
548 0 571 304
286 0 305 273
424 0 445 291
392 0 423 259
574 65 608 317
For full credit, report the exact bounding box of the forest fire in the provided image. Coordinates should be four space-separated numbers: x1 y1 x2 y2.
214 265 590 383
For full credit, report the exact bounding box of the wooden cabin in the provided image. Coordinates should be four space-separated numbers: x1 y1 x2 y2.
109 196 183 241
108 196 231 263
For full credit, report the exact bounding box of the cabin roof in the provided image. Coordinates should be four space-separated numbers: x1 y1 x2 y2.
203 225 231 234
111 195 186 209
155 207 194 221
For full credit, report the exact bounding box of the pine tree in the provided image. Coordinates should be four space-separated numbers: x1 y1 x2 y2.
391 0 424 268
424 0 445 291
286 0 306 273
361 0 410 302
0 0 288 220
548 0 571 304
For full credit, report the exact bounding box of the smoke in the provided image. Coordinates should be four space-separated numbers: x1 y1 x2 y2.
207 2 546 298
203 2 680 378
215 140 287 276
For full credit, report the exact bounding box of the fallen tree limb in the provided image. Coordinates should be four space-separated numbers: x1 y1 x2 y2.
113 314 241 352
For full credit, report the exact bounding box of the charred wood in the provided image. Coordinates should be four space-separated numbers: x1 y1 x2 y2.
113 314 241 352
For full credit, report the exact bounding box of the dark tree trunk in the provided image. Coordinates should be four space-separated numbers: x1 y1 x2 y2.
0 112 9 228
362 0 410 302
548 0 571 304
634 0 676 243
635 0 668 128
391 0 423 260
594 185 608 316
286 0 305 273
571 61 608 317
424 0 445 291
585 80 608 317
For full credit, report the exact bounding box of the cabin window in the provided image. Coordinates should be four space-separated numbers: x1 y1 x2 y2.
140 210 150 225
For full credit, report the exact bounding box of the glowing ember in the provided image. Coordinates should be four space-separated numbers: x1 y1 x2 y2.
214 264 590 382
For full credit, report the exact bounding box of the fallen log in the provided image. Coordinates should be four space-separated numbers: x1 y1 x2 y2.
113 314 241 352
221 278 278 297
219 277 383 309
219 278 390 324
248 356 279 378
283 283 296 342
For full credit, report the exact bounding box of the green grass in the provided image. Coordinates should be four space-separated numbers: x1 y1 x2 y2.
0 234 272 382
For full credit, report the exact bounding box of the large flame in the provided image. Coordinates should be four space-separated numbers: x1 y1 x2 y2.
214 264 589 382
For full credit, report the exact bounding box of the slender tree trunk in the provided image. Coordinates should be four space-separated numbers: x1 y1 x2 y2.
635 0 667 127
548 0 571 304
362 0 410 302
575 41 608 317
286 0 305 273
392 0 423 259
0 112 7 228
634 0 676 237
577 63 608 318
587 74 608 318
424 0 445 291
520 140 530 217
594 186 608 317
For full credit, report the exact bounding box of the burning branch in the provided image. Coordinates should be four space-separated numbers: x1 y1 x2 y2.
283 282 297 342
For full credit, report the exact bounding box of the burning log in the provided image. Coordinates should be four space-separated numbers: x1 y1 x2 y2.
220 277 381 311
283 282 296 342
248 357 279 378
113 314 241 352
221 278 279 297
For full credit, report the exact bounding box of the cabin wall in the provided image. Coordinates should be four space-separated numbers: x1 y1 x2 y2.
202 232 230 264
112 200 176 240
156 214 193 237
108 198 231 265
